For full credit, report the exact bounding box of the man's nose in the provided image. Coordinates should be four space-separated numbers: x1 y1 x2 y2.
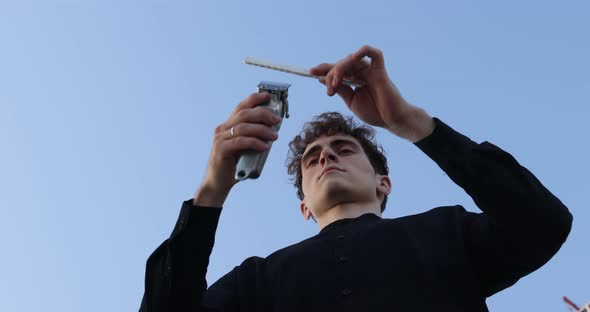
319 149 337 167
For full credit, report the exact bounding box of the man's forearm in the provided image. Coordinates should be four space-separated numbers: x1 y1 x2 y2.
413 117 572 294
415 118 572 242
141 200 223 311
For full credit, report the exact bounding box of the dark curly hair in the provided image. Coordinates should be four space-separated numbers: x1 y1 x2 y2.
286 112 390 212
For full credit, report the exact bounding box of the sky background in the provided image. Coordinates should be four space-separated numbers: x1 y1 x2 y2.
1 0 588 311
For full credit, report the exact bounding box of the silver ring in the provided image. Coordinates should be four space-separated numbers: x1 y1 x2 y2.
230 127 235 137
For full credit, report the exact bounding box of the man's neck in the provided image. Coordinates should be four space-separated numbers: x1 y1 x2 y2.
316 201 381 230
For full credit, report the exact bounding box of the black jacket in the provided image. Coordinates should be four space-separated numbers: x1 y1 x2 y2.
140 118 572 311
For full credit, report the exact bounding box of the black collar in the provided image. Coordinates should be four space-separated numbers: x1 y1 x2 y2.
319 213 381 234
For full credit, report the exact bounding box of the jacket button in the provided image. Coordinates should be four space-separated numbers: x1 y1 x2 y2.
341 289 352 296
338 256 349 263
336 234 345 240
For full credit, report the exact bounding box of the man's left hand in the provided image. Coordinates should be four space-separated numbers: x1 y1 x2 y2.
310 45 435 142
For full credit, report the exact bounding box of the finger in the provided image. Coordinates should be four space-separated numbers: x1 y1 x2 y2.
326 72 335 96
221 136 271 155
310 63 334 76
232 92 271 114
318 69 333 96
227 106 281 130
352 45 385 69
331 55 352 91
334 84 354 105
223 122 278 142
317 79 332 96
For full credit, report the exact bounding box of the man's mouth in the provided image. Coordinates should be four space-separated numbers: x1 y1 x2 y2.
319 167 344 179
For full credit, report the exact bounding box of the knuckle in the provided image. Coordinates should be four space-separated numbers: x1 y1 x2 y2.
214 124 225 134
236 109 248 119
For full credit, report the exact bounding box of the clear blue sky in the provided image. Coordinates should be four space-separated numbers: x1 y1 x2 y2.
1 1 588 311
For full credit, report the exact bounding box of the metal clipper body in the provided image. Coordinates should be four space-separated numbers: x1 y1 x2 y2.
235 81 291 181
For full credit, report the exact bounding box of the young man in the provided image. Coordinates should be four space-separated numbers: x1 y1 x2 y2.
139 46 572 311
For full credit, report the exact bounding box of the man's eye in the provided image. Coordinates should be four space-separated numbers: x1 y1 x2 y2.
340 149 353 154
308 159 318 167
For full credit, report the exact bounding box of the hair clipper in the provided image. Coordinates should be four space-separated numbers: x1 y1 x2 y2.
235 81 291 181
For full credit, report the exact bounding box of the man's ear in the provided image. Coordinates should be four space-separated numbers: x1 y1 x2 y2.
300 201 313 221
376 175 392 198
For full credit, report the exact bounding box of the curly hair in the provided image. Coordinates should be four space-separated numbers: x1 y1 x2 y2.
286 112 390 212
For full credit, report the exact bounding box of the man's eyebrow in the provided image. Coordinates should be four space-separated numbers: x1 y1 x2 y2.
301 145 321 164
301 138 359 164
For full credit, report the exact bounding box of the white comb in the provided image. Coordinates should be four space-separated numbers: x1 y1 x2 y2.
243 57 365 88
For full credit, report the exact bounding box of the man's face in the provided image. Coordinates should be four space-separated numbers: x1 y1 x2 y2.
299 134 389 219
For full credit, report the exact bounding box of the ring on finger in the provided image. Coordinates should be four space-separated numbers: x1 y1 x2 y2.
230 126 235 137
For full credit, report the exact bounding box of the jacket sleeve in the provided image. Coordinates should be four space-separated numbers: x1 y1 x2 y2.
139 199 229 312
415 118 573 296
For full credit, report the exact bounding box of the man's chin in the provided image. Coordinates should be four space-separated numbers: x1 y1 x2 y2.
320 181 356 202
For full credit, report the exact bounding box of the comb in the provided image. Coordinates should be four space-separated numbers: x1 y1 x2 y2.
243 57 365 88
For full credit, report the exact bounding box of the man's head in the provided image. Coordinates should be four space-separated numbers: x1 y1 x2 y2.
287 112 391 221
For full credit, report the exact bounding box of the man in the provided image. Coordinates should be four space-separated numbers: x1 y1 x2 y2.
140 45 572 311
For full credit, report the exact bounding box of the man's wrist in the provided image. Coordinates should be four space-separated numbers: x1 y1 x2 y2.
193 182 230 208
387 106 435 143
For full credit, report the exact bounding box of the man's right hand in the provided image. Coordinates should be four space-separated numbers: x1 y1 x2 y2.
193 92 281 207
